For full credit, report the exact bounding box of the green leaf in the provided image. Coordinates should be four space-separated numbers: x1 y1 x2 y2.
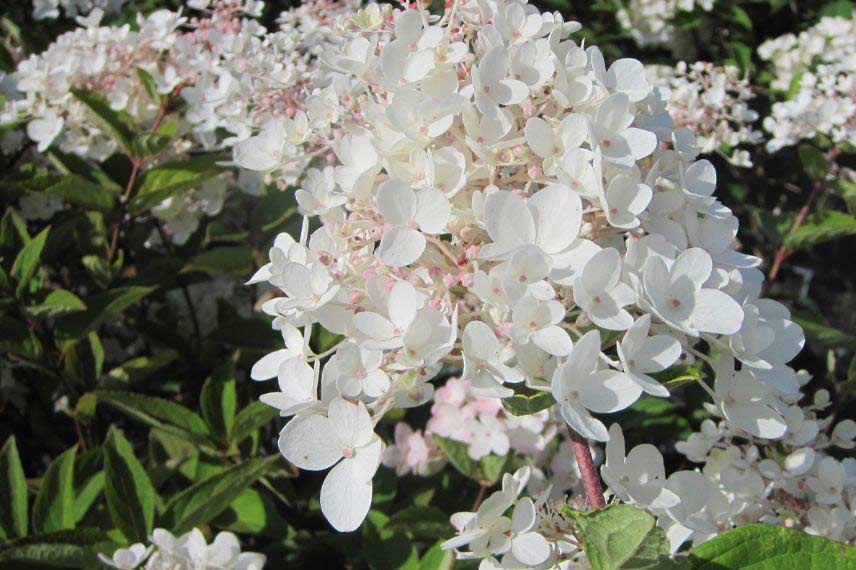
419 540 455 570
128 155 224 215
688 523 855 568
231 401 278 444
730 5 752 29
131 133 173 158
793 314 856 350
25 290 86 319
798 144 830 180
55 286 156 343
363 511 420 570
200 362 238 441
11 226 49 297
32 446 77 534
182 246 253 278
44 175 115 211
136 68 160 103
103 428 155 542
213 488 291 538
433 436 507 484
92 390 211 446
309 325 344 354
162 455 279 534
784 211 856 250
72 449 104 525
0 437 28 538
820 0 854 18
571 504 659 570
105 350 179 386
388 506 451 539
0 528 105 567
501 388 556 416
70 88 135 152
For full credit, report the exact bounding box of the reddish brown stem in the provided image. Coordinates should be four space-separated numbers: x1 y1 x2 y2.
569 429 605 509
769 179 823 281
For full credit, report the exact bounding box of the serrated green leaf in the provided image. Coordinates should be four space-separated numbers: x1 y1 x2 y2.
793 314 856 350
162 455 279 534
572 504 658 570
103 427 155 542
798 145 830 180
72 448 104 525
784 211 856 250
819 0 854 18
200 362 237 441
70 88 135 153
688 523 855 568
32 446 77 534
0 436 28 538
11 226 49 297
730 5 752 29
105 350 179 386
44 175 115 211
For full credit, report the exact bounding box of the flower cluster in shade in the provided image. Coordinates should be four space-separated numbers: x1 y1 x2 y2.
231 0 835 558
759 16 856 154
1 0 352 242
617 0 715 48
647 61 762 167
97 527 265 570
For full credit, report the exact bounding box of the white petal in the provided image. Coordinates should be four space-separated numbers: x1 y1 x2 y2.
533 326 573 356
512 532 551 566
415 188 451 234
560 402 609 442
328 398 374 448
376 180 417 225
278 415 342 471
320 458 373 532
692 289 743 335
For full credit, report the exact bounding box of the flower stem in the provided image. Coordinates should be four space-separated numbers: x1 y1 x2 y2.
569 429 605 509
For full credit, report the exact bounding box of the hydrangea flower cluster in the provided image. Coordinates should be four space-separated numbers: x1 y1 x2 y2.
617 0 714 47
2 0 349 241
32 0 127 21
239 0 822 555
647 61 762 166
759 16 856 153
97 527 266 570
674 369 856 543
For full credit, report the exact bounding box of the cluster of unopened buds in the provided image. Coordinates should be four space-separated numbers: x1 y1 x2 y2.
231 0 854 560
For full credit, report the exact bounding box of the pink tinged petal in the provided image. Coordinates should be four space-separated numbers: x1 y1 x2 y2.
560 402 609 442
378 226 426 267
351 436 384 481
691 289 744 335
278 415 342 471
320 458 373 532
595 92 633 136
328 398 374 448
362 370 390 398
